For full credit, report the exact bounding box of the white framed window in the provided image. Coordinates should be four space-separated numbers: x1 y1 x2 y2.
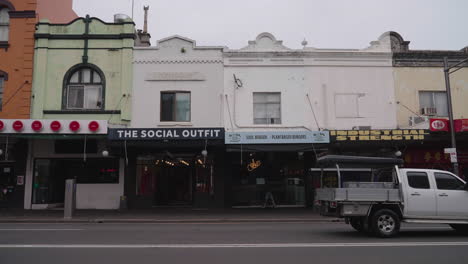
253 92 281 124
160 92 191 122
419 91 448 117
0 7 9 42
65 67 104 110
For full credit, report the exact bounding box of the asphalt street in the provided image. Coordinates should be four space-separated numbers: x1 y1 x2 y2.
0 222 467 264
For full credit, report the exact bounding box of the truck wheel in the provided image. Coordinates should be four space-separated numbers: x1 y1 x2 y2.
350 217 364 232
450 224 468 234
371 209 400 238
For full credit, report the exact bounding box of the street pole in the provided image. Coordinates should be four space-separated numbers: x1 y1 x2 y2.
443 57 459 176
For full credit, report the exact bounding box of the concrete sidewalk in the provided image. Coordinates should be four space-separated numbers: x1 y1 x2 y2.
0 208 341 223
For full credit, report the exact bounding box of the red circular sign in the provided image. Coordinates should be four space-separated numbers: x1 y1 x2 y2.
69 121 80 132
31 121 43 132
431 120 446 130
0 120 4 131
88 121 99 132
50 121 61 132
12 120 24 132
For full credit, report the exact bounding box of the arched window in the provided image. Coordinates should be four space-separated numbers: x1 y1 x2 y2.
0 6 10 42
63 65 105 110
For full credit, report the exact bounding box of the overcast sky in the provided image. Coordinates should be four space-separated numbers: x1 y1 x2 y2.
74 0 468 50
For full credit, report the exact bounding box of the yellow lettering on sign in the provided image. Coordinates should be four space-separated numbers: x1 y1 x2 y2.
337 131 347 136
381 135 392 140
417 135 425 140
359 130 370 135
403 135 413 140
348 131 358 136
392 135 403 140
336 136 347 141
434 152 441 161
370 135 380 140
349 136 358 140
359 136 370 140
371 130 382 135
330 131 336 136
393 130 403 135
420 130 429 135
382 130 391 135
410 130 419 135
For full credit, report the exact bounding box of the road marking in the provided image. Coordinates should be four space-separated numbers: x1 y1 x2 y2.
0 229 83 231
1 242 468 248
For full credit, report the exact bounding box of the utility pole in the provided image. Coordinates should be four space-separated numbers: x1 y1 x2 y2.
443 56 468 176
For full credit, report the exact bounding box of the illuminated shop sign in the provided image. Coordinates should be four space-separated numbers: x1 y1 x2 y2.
225 131 330 144
330 130 429 141
108 128 224 140
0 119 107 134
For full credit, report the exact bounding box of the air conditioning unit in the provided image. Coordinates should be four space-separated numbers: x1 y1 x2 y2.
409 116 429 127
420 107 437 116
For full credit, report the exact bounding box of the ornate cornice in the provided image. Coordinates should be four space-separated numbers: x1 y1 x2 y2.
393 50 468 67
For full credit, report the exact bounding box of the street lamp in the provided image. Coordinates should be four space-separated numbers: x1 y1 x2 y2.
443 56 468 176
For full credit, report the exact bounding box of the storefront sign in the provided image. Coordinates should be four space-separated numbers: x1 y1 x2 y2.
330 129 429 141
108 128 225 140
430 118 449 132
247 159 262 171
0 119 108 134
430 118 468 132
224 131 329 144
455 119 468 132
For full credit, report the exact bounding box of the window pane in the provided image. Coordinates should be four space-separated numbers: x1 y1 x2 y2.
419 92 433 108
435 173 465 190
67 85 84 108
92 71 102 83
0 8 9 23
161 93 175 121
407 172 430 189
0 25 8 42
253 103 267 119
84 85 102 109
175 93 190 121
253 93 266 103
253 93 281 124
69 72 79 83
266 93 280 103
82 69 91 83
434 92 448 117
266 103 281 119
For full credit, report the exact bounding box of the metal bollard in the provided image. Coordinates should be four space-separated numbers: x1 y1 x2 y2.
64 179 76 220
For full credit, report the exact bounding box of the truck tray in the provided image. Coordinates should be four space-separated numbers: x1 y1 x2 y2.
316 187 401 202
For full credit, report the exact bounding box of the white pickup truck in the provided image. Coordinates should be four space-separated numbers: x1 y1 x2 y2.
314 155 468 238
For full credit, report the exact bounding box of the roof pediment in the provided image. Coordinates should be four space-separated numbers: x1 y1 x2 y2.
240 32 291 51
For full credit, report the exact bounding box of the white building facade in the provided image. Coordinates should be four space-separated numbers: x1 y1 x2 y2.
114 36 228 208
223 32 397 207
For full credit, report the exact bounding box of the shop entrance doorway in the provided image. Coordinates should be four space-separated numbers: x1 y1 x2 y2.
136 153 213 207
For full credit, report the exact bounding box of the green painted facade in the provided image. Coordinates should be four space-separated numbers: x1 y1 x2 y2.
31 16 134 124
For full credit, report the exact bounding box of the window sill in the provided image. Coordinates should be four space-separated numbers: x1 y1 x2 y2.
158 122 193 127
44 110 121 115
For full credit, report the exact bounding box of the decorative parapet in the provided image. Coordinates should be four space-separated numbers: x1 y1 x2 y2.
239 32 291 52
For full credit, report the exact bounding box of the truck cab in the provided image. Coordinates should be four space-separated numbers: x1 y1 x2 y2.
314 155 468 237
399 168 468 219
